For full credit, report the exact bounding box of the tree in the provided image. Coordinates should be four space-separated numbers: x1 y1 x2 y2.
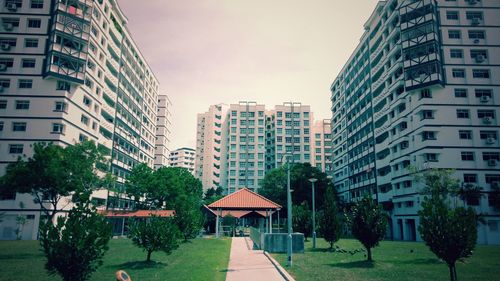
39 204 112 281
416 169 478 281
128 215 180 262
0 141 108 222
174 196 203 241
348 197 387 262
292 201 312 240
204 186 224 205
319 186 342 250
259 163 330 210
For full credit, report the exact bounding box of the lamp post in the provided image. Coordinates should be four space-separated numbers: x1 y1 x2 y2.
308 178 318 249
282 153 293 267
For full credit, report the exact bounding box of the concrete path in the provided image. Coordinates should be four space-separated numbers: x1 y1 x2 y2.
225 237 286 281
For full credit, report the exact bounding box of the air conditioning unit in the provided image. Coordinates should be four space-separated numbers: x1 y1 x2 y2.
480 95 490 103
0 43 10 50
0 64 7 71
471 18 481 25
7 3 17 11
483 117 492 124
475 54 485 63
473 39 480 44
487 159 497 167
3 23 13 31
486 137 496 144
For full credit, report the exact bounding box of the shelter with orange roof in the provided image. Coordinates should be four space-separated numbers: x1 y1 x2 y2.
206 188 281 237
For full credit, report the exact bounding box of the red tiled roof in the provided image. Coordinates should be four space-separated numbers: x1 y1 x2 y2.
207 188 281 209
98 210 175 218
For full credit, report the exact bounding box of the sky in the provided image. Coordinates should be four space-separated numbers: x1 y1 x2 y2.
117 0 379 150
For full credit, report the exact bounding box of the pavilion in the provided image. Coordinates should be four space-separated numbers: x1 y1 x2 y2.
206 188 282 237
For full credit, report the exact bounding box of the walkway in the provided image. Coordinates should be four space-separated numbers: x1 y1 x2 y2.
225 237 287 281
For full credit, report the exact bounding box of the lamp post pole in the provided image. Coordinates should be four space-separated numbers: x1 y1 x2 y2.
283 154 293 267
308 178 318 249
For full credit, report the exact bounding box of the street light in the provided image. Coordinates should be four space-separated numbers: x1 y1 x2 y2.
282 153 293 267
308 178 318 249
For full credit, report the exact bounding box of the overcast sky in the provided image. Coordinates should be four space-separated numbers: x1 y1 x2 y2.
117 0 379 150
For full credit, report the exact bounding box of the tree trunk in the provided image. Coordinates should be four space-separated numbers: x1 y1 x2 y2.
146 250 152 262
448 263 457 281
366 247 372 262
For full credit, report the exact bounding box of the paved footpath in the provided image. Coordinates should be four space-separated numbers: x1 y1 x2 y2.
225 237 286 281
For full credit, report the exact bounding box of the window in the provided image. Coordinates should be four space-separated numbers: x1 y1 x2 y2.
0 100 6 109
9 144 24 154
79 134 88 142
477 110 495 119
24 38 38 48
56 81 70 91
27 19 42 28
470 50 488 60
482 152 500 161
2 18 20 27
472 69 490 78
446 11 459 20
0 79 10 88
422 131 436 141
466 11 483 20
448 30 461 39
52 123 64 134
18 79 33 88
421 110 434 120
461 152 475 161
0 38 16 47
420 89 432 98
83 96 91 106
459 130 472 140
0 121 3 131
12 122 26 131
456 109 470 119
0 58 14 67
464 174 477 184
450 49 463 58
452 69 465 78
454 88 467 97
21 59 36 68
15 100 29 109
480 131 497 140
81 115 89 125
468 30 485 39
30 0 43 8
54 101 67 112
426 153 438 162
475 89 492 98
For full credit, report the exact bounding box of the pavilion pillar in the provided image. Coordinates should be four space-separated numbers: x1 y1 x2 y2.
269 211 273 234
216 208 220 238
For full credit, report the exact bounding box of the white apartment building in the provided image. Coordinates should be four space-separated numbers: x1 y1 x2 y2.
169 147 195 174
331 0 500 244
311 119 333 175
0 0 165 239
196 102 325 194
195 104 229 192
154 94 172 169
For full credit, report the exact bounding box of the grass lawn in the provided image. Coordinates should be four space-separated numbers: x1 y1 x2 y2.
0 237 231 281
272 238 500 281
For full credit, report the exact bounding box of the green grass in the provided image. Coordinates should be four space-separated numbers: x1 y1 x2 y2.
0 237 231 281
272 239 500 281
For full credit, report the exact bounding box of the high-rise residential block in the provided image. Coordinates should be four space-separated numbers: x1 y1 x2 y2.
0 0 164 239
169 147 196 174
330 0 500 244
154 94 172 169
311 119 333 175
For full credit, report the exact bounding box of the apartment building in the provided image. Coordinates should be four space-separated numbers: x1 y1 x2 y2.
169 147 196 174
196 102 322 194
195 104 230 192
311 119 333 175
154 94 172 169
330 0 500 244
0 0 165 239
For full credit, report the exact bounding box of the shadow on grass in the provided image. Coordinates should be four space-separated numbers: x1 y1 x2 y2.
393 258 441 265
327 260 375 269
309 248 332 253
0 253 43 260
110 260 167 270
219 268 236 272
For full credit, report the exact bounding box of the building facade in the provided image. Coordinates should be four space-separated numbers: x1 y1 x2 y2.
168 147 195 174
196 102 325 194
331 0 500 244
154 94 172 169
311 119 333 175
0 0 164 239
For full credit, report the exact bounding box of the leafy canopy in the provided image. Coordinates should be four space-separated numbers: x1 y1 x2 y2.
319 186 342 249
